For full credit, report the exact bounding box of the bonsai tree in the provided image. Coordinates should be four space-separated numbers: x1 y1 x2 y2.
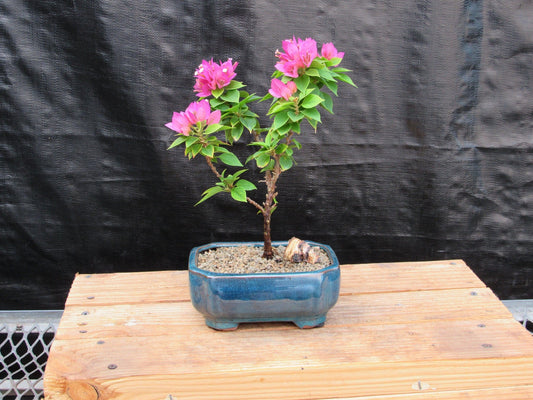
165 37 355 259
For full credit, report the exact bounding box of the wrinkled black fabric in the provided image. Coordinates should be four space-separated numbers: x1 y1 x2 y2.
1 0 532 308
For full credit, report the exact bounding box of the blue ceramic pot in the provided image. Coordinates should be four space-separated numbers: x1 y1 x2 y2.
188 241 341 330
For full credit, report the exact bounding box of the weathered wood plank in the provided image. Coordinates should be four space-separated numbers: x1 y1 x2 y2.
44 358 533 400
65 270 190 307
64 260 485 308
332 385 533 399
47 317 533 377
45 260 533 400
339 259 485 294
55 287 512 340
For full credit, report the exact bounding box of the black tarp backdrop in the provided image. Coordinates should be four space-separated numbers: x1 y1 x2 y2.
1 1 532 309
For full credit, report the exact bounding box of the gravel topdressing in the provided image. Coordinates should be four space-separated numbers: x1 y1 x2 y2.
196 245 332 274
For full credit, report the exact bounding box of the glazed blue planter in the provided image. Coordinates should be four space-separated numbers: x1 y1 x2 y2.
188 241 341 330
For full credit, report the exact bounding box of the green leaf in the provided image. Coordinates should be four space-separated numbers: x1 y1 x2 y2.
279 155 293 171
268 100 293 115
292 139 302 150
325 80 338 95
275 143 288 154
318 67 334 82
230 186 247 202
260 92 274 102
331 67 351 73
243 109 260 118
224 129 233 144
308 118 318 130
260 159 276 172
305 68 320 77
239 92 261 105
325 57 343 67
277 123 292 135
287 110 304 122
185 136 199 147
336 72 357 87
200 144 215 157
189 143 203 157
211 88 223 98
204 123 224 135
221 89 240 103
294 75 310 92
302 107 322 123
264 131 279 147
229 169 248 179
223 169 247 186
310 58 326 69
209 98 224 108
272 111 290 131
195 186 225 206
320 92 334 113
255 152 271 168
249 141 269 148
218 152 243 167
240 116 257 132
224 80 246 90
301 94 324 109
235 179 257 191
231 124 244 141
167 135 187 150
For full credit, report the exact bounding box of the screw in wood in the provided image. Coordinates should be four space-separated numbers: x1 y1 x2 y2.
107 364 118 370
412 380 430 390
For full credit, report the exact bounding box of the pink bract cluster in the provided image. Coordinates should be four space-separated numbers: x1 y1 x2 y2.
269 78 297 100
165 100 221 136
275 37 344 78
275 37 318 78
194 59 238 97
321 42 344 61
166 37 347 137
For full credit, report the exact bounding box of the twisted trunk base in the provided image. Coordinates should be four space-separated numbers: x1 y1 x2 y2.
262 212 273 259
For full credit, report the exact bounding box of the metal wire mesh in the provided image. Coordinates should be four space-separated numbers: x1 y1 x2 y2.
0 311 62 400
502 300 533 334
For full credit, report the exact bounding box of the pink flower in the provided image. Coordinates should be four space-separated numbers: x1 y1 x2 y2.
194 58 238 97
165 100 221 135
275 37 318 78
321 42 344 61
269 78 297 100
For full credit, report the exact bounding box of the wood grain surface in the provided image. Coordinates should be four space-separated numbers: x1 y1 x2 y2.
44 260 533 399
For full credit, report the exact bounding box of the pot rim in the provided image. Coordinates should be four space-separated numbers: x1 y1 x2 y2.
189 240 340 277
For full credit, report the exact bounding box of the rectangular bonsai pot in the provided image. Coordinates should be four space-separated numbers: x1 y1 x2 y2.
188 241 341 330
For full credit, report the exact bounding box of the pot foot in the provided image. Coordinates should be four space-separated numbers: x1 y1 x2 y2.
293 315 326 329
205 319 239 331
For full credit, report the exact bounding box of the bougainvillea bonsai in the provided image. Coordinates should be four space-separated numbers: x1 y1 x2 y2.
166 37 355 260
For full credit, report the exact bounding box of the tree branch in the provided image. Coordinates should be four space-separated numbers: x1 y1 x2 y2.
247 197 264 214
205 156 222 178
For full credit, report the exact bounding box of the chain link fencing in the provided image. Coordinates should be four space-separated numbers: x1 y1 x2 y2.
1 311 62 400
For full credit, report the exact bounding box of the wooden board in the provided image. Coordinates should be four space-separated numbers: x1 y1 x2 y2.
44 260 533 400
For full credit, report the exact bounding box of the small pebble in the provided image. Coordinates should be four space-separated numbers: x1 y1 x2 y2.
197 245 331 274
